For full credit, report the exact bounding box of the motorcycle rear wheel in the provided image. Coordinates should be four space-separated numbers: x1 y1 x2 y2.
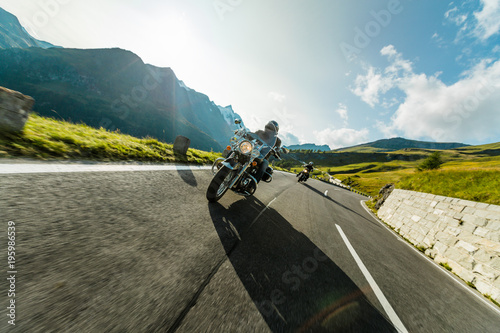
206 166 233 202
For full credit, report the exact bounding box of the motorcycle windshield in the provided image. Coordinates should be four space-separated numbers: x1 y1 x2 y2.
250 130 277 159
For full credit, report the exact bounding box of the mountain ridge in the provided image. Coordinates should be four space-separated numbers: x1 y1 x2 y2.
286 143 331 151
0 47 241 151
0 7 243 151
333 137 469 153
0 7 56 49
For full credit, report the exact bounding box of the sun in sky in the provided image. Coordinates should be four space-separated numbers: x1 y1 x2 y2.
1 0 499 148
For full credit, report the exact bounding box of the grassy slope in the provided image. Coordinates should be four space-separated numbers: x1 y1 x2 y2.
2 115 498 205
0 114 221 164
285 144 500 205
399 169 500 205
343 160 499 205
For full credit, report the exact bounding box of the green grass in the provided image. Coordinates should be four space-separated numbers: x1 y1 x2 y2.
3 115 499 206
440 262 453 272
0 114 221 164
398 169 500 205
486 295 500 307
452 142 500 153
306 148 500 205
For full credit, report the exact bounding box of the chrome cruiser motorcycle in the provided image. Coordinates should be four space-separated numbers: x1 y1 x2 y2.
206 120 285 202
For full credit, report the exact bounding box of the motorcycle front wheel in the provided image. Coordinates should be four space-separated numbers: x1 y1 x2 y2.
298 172 305 182
206 166 234 202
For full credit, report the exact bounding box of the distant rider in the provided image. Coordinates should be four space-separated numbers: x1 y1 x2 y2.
254 120 282 183
297 161 314 180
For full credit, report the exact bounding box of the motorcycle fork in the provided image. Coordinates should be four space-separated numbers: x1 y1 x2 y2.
228 161 251 190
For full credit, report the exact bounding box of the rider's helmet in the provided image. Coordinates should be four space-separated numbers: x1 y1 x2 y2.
309 161 313 165
265 120 279 133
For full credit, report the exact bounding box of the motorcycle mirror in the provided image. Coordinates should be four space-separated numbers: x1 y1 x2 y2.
281 147 289 154
234 119 242 125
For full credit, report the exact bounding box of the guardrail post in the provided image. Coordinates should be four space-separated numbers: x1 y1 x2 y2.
0 86 34 134
173 135 191 155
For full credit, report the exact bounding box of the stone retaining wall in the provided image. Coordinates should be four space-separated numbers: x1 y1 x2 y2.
377 189 500 303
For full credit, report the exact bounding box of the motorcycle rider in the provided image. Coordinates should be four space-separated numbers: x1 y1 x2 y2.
298 161 314 180
254 120 281 183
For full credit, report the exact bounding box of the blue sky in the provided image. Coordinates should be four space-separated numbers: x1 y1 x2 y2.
1 0 499 147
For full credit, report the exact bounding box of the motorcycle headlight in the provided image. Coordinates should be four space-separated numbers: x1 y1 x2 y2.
239 141 253 155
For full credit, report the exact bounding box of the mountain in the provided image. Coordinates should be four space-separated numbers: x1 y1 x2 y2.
217 105 243 131
286 143 331 151
334 137 469 153
0 7 56 49
0 7 244 152
0 47 242 151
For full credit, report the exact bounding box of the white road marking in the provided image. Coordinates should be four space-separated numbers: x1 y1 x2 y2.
336 224 408 333
324 190 328 197
359 200 500 315
0 163 212 174
249 197 277 229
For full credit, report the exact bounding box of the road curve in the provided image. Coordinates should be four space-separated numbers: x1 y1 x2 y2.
0 163 499 332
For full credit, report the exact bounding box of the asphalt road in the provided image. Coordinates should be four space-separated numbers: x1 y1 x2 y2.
1 163 499 332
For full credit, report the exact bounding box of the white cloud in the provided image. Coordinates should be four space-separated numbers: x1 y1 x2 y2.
380 45 397 57
351 67 393 107
351 45 412 107
314 128 369 149
360 45 500 142
445 6 468 26
336 103 348 124
444 0 500 41
375 120 397 138
395 60 500 142
445 7 458 20
474 0 500 40
268 91 286 103
381 45 413 74
280 131 301 146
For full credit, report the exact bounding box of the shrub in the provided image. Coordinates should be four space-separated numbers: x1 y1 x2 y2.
417 151 443 171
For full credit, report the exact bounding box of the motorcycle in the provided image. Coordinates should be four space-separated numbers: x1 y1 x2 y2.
297 168 310 183
206 120 286 202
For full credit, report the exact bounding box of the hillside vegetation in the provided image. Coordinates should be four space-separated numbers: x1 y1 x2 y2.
0 47 237 152
399 169 500 205
333 137 468 152
0 114 220 164
278 142 500 205
2 115 498 205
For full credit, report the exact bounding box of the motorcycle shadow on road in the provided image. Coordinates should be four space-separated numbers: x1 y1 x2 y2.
208 197 397 332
